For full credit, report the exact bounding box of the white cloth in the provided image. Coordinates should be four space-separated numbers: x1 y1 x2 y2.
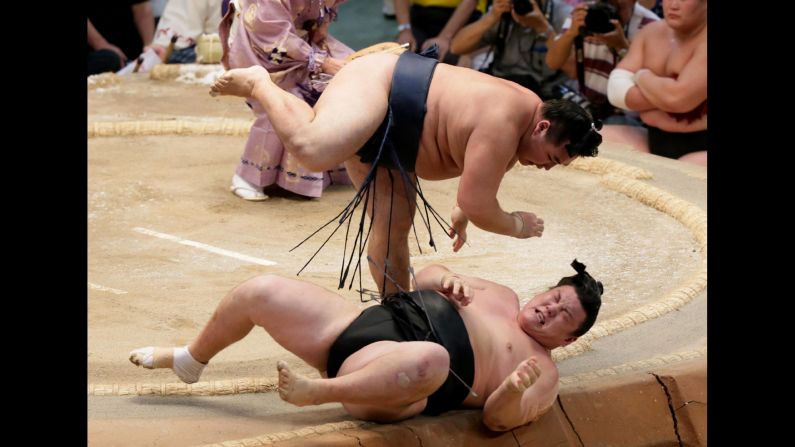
116 48 162 74
153 0 223 49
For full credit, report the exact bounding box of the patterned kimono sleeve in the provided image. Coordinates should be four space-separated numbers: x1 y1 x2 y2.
243 0 327 76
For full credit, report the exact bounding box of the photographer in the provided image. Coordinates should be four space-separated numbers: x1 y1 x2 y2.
450 0 577 100
545 0 658 121
395 0 486 64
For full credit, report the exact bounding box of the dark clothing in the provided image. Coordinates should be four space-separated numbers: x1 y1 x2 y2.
87 49 123 75
87 0 150 61
647 126 708 160
168 46 197 64
410 5 481 65
355 50 439 172
327 290 475 415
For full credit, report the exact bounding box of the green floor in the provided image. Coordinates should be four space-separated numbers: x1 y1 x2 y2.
329 0 397 51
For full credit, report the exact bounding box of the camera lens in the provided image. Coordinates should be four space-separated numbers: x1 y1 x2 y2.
585 3 617 34
513 0 533 15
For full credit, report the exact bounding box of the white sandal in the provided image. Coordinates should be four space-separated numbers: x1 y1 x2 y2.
230 174 269 201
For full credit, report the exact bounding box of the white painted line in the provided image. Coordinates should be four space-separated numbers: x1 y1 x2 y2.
88 282 128 295
133 227 277 266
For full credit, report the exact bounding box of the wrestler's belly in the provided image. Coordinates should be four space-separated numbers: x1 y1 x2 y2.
415 144 462 180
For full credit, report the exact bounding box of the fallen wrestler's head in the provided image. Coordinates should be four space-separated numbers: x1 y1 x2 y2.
517 259 603 349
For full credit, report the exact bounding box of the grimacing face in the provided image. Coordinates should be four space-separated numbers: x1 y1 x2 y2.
518 285 587 349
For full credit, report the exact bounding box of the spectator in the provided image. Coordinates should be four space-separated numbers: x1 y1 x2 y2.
218 0 353 200
87 0 156 75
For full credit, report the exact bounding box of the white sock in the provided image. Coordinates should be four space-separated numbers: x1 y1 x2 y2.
173 346 205 384
129 346 206 384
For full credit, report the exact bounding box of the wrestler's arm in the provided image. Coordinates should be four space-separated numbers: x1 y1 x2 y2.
456 120 523 238
634 39 707 113
482 357 559 431
612 25 657 112
413 265 497 306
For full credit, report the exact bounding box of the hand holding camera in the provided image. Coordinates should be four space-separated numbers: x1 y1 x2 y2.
584 18 629 50
487 0 513 24
511 0 552 35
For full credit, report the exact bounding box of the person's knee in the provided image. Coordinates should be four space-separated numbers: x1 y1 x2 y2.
410 343 450 390
283 130 325 171
234 274 290 303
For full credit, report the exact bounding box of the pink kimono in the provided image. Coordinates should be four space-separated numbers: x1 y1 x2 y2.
219 0 353 197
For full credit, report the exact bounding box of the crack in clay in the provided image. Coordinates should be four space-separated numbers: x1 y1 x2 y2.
403 425 425 447
509 429 521 446
557 395 585 446
651 373 684 447
338 430 364 447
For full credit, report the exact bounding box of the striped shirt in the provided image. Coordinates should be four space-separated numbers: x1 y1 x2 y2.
561 3 659 118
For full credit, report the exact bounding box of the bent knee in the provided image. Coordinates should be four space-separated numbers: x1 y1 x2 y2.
235 274 292 302
284 132 331 171
411 343 450 386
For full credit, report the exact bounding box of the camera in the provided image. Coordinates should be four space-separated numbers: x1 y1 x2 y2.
583 1 619 35
513 0 533 15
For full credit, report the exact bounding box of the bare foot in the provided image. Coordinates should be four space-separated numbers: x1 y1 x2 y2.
209 66 269 97
277 360 321 406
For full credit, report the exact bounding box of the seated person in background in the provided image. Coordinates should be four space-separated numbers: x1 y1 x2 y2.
395 0 486 64
545 0 658 122
146 0 223 63
87 0 156 75
606 0 706 165
130 260 603 429
450 0 577 100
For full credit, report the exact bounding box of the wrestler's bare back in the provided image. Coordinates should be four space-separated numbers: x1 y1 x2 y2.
342 54 540 180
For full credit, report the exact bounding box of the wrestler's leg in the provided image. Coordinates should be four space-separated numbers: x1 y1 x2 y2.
130 275 360 381
345 159 417 295
211 54 396 172
277 340 449 422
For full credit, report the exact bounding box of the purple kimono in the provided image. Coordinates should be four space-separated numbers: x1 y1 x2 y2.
219 0 353 197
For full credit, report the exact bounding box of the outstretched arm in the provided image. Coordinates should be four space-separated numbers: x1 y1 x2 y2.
457 122 543 240
482 357 559 431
